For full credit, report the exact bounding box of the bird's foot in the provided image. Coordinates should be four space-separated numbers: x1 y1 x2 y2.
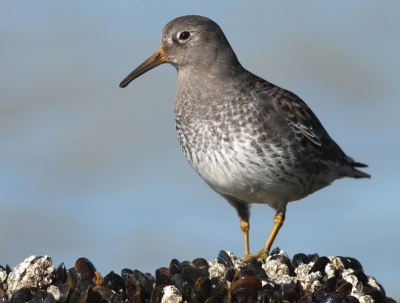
242 249 269 263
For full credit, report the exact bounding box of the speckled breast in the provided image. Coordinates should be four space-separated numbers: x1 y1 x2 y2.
174 106 316 205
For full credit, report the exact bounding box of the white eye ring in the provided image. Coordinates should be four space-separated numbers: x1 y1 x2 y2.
178 31 191 41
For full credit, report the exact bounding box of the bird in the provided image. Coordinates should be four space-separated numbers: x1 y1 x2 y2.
119 15 370 262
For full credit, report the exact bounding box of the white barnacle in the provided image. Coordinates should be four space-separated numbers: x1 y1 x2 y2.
359 295 374 303
47 285 61 301
294 262 322 292
324 263 336 279
5 255 55 298
262 251 295 286
226 251 245 270
295 262 314 282
262 259 289 278
328 256 345 270
208 259 226 280
274 275 297 287
162 285 182 303
367 276 382 292
303 271 322 292
342 268 363 298
0 268 7 285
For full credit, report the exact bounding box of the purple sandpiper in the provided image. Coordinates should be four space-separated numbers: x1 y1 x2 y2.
120 15 370 262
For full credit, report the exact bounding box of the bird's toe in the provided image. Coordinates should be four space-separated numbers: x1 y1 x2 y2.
243 249 269 263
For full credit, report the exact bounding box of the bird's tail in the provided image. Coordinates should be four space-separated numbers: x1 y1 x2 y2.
341 158 371 179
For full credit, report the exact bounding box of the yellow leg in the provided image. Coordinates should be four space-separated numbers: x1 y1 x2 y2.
240 219 250 255
243 213 285 263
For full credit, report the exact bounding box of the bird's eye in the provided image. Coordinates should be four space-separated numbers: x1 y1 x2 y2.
179 31 191 40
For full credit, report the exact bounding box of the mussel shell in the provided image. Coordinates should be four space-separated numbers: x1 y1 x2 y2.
37 290 48 299
93 285 113 301
364 290 383 302
146 272 155 281
250 258 262 266
125 280 136 300
133 270 154 295
67 268 78 291
74 258 97 281
233 269 253 282
269 247 282 256
204 295 223 303
6 265 12 273
120 268 133 280
55 263 67 286
171 274 194 300
189 288 206 303
377 283 386 298
192 258 210 277
76 278 96 295
310 257 330 273
298 291 313 303
155 268 171 287
315 291 347 303
257 284 275 303
10 287 31 303
222 290 231 303
315 277 337 295
195 277 212 299
150 285 165 303
225 268 235 283
169 259 182 277
307 253 320 262
77 285 98 303
346 296 360 303
102 271 126 293
217 251 234 271
29 294 43 303
181 261 207 283
342 257 363 271
351 270 368 285
291 253 310 269
334 257 351 270
132 282 147 303
67 290 80 303
336 281 352 296
43 293 56 303
0 284 7 303
210 278 228 297
58 282 72 302
230 276 262 302
0 289 5 301
109 294 123 303
258 291 273 303
280 282 299 302
246 264 267 280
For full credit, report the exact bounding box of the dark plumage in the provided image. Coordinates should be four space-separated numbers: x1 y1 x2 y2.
120 15 370 261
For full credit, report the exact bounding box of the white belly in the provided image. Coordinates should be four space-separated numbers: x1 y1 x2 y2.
176 116 337 208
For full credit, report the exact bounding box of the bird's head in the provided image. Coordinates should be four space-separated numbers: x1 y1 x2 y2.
120 15 240 88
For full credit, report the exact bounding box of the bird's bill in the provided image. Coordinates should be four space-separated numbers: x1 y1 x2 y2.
119 47 168 88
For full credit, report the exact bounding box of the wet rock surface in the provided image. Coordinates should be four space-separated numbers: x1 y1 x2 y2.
0 248 397 303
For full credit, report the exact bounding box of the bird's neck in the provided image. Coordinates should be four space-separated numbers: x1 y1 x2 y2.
176 59 245 92
174 63 249 118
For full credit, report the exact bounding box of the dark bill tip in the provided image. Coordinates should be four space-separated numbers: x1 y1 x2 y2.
119 47 168 88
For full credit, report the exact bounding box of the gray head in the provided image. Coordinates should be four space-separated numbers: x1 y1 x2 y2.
120 15 241 88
